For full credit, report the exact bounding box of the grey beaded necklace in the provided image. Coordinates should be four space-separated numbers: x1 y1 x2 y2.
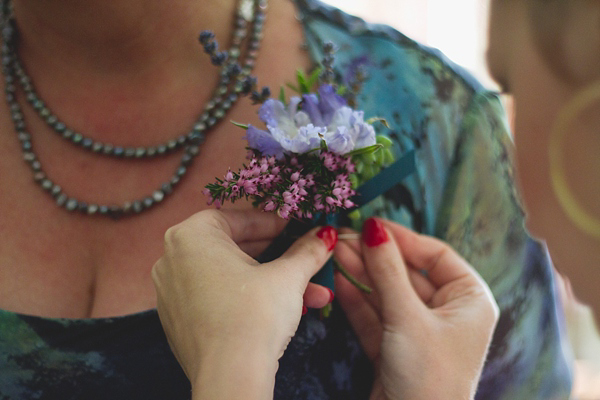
1 0 267 218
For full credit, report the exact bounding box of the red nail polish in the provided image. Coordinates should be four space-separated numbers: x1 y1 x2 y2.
302 305 308 315
317 226 338 251
362 218 389 247
327 288 335 304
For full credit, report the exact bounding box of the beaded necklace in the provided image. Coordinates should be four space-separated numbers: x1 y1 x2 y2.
0 0 267 218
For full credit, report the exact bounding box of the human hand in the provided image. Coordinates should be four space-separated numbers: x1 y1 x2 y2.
334 218 499 400
152 209 335 400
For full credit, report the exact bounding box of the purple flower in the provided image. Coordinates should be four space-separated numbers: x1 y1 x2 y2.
245 84 376 157
301 84 346 127
245 125 285 159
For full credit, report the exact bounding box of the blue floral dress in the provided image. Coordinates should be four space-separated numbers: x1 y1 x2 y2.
0 1 572 399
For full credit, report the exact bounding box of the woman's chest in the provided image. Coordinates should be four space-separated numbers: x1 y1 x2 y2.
0 128 256 318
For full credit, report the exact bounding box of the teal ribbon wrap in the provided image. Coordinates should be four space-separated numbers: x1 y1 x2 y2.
310 149 417 291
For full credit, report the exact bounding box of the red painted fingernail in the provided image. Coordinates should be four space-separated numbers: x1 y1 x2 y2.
302 305 308 315
362 218 389 247
327 288 335 304
317 226 338 252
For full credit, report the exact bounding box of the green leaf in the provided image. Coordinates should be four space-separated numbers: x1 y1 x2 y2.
320 139 328 152
296 69 310 94
345 143 383 157
306 67 323 91
230 120 249 130
286 83 301 93
278 86 286 103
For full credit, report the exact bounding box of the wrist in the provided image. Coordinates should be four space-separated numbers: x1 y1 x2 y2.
192 341 279 400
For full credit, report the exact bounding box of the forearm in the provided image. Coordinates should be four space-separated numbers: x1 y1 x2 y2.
192 343 278 400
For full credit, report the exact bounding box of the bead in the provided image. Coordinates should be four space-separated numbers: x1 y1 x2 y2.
65 198 78 211
92 142 104 153
56 193 67 206
132 201 143 213
152 190 164 202
51 184 61 196
125 147 136 157
23 152 35 162
82 138 93 148
161 183 173 195
87 204 99 215
143 197 153 208
41 179 53 190
181 153 193 165
135 147 146 158
33 172 46 182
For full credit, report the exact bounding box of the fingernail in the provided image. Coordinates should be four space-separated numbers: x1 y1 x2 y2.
362 217 389 247
317 226 338 252
327 288 335 304
302 305 308 315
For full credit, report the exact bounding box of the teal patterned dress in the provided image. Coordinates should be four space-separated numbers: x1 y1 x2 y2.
0 1 573 399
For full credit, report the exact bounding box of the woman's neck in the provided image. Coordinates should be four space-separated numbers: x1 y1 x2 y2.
11 0 238 75
7 0 243 144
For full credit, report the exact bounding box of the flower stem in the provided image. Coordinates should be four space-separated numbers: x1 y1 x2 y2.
333 259 372 294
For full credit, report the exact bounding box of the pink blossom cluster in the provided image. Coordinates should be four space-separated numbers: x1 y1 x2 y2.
203 151 357 220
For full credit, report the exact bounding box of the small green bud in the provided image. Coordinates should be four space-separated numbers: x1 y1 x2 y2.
348 174 360 189
383 148 395 165
362 164 376 180
374 148 386 166
376 135 393 148
348 209 361 220
355 160 364 174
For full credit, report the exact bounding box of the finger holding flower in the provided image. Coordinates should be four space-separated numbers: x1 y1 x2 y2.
152 209 336 400
334 218 499 400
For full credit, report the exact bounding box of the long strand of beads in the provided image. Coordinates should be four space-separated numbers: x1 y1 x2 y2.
1 0 268 218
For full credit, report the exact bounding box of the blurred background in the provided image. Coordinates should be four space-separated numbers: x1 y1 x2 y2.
322 0 497 90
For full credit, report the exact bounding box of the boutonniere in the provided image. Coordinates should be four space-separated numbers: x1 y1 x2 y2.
203 40 397 314
204 43 394 222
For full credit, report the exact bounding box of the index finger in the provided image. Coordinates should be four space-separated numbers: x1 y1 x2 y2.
380 221 476 288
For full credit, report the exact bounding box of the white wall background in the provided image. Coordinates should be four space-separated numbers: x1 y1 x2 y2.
322 0 496 89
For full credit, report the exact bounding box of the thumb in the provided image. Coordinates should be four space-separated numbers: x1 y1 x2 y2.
360 218 423 319
268 226 337 283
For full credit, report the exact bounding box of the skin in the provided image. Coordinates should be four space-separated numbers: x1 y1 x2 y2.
0 0 311 318
486 0 600 321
